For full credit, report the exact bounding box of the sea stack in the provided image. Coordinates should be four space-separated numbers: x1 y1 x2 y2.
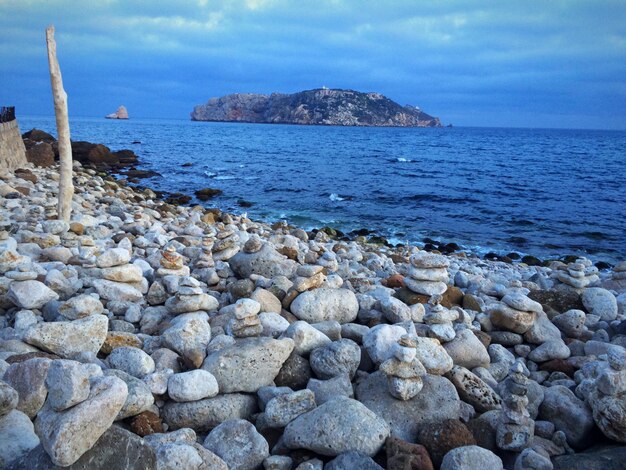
105 105 129 120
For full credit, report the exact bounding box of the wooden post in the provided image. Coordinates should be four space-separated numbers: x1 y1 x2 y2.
46 25 74 222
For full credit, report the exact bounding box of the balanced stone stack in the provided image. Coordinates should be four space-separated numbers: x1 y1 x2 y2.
555 257 599 291
165 276 217 315
423 295 458 342
226 298 263 337
379 335 427 400
156 245 189 277
584 349 626 443
488 292 541 334
93 247 145 303
496 360 534 451
211 227 240 261
612 261 626 280
404 251 450 296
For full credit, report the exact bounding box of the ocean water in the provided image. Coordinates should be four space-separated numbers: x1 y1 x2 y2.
20 116 626 263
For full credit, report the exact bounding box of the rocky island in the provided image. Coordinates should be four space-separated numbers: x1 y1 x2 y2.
105 106 129 120
191 88 442 127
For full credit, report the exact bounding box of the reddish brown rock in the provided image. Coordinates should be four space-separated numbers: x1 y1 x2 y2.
474 330 492 349
417 419 476 467
441 286 463 308
462 294 483 312
382 274 405 289
6 351 60 364
15 168 37 183
130 411 164 437
26 142 55 167
386 436 434 470
395 287 429 306
100 332 143 355
539 358 577 378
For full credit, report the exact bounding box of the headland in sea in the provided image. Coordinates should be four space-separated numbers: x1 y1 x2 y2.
1 116 625 468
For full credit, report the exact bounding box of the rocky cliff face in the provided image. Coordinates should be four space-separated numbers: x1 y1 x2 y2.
191 89 442 127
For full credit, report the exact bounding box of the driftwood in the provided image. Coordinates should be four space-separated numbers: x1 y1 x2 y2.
46 25 74 221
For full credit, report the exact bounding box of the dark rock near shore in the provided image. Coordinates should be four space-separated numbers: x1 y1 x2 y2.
191 89 442 127
195 188 223 201
529 289 584 314
25 143 55 167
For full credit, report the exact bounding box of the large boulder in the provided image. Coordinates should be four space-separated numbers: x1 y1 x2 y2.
202 419 268 470
229 244 297 278
283 397 390 457
355 371 460 441
290 288 359 324
202 337 294 393
163 394 257 432
26 142 55 167
34 375 128 467
23 315 108 358
0 410 40 468
8 280 58 309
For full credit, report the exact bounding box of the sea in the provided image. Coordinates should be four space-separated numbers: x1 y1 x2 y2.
19 116 626 264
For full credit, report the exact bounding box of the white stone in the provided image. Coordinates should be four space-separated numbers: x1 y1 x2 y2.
168 370 219 402
8 280 59 309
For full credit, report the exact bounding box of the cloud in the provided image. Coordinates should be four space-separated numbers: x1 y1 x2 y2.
0 0 625 128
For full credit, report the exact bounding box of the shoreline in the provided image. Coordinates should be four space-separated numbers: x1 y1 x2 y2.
1 158 625 468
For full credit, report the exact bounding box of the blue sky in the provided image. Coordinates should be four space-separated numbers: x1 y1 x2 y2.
1 0 625 129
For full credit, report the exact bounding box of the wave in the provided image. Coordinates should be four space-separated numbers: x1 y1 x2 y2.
204 171 217 177
329 193 355 202
396 157 413 163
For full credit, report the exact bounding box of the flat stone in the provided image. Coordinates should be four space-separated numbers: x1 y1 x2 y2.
229 244 297 278
380 297 414 323
165 293 218 314
101 264 144 283
45 359 92 411
8 280 59 310
307 375 354 405
404 278 448 296
167 370 219 402
326 451 383 470
290 288 359 324
489 304 536 334
552 446 626 470
410 252 450 269
355 371 460 442
528 339 570 363
163 393 257 432
58 294 104 320
202 337 294 393
93 279 143 302
283 397 390 457
96 248 131 268
265 389 317 428
23 315 108 358
34 375 128 467
502 293 543 314
281 321 332 356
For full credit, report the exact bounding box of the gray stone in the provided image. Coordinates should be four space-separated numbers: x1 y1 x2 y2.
552 446 626 470
538 385 594 449
165 293 218 314
281 321 331 356
326 451 383 470
45 359 92 411
307 375 354 404
290 288 359 324
414 336 454 375
582 288 618 321
263 455 293 470
440 445 503 470
34 375 128 467
23 314 108 358
0 409 40 468
380 297 414 323
229 244 297 278
3 358 51 418
163 393 257 432
309 338 361 379
552 309 586 338
528 340 570 363
104 369 154 420
443 329 490 369
167 369 219 402
203 419 269 470
202 337 294 393
93 279 143 302
355 371 460 441
161 312 211 368
9 425 156 470
0 380 19 418
514 448 553 470
283 397 390 457
524 310 562 344
58 294 104 320
108 346 156 378
362 324 407 364
96 248 131 268
8 280 59 310
265 389 316 427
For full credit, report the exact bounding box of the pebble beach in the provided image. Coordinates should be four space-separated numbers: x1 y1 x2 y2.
1 148 626 469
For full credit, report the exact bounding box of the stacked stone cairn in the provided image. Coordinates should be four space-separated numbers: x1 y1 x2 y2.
92 245 146 303
404 251 450 296
211 226 240 261
380 335 427 400
555 257 600 291
226 298 263 337
156 244 189 277
424 295 458 342
496 360 535 452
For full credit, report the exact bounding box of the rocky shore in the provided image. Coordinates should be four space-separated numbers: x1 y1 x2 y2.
1 158 625 469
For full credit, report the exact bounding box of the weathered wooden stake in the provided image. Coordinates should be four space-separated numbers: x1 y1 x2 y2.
46 25 74 221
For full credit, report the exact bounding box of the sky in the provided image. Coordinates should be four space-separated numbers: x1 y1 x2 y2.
1 0 625 129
